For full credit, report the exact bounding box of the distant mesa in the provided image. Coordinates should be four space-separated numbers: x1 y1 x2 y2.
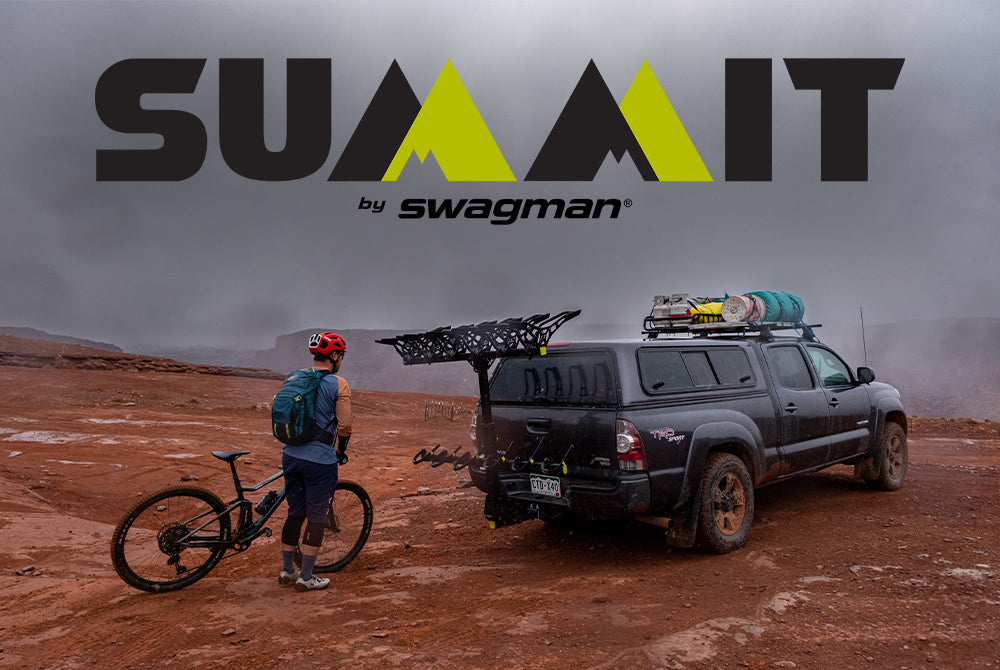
0 331 282 380
0 326 122 352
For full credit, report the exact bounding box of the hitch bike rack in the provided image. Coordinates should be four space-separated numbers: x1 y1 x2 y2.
378 310 581 528
412 444 480 470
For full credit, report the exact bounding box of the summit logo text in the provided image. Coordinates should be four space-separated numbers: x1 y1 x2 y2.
96 58 904 183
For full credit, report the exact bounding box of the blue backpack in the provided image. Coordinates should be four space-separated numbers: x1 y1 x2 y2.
271 368 334 446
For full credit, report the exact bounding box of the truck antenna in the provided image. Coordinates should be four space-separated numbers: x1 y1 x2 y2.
860 306 868 367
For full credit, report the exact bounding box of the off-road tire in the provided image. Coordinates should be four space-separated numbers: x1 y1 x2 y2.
111 487 230 592
695 453 755 554
865 422 908 491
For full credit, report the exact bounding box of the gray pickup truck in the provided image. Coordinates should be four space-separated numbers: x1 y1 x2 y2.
467 323 907 553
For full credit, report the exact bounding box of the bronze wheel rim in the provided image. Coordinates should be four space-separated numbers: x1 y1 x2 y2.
885 433 904 478
712 472 747 536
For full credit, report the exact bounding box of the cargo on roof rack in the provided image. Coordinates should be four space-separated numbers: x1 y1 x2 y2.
643 290 817 340
646 291 807 328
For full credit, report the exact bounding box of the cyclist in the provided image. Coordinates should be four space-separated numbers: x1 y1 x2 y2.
278 331 352 591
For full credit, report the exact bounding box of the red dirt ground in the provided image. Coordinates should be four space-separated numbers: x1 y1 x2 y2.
1 336 998 669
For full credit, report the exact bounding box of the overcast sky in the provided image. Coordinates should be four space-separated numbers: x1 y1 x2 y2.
1 0 997 350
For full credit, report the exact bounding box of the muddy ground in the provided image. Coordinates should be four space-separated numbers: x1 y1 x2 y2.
0 338 998 669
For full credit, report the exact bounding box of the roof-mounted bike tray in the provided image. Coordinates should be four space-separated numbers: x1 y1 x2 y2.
377 310 581 529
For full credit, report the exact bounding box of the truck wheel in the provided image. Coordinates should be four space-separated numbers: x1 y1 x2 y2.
865 422 908 491
695 453 754 553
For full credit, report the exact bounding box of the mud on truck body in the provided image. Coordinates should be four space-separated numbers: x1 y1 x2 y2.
380 303 907 553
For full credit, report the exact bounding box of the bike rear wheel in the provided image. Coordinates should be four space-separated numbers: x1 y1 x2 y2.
296 480 373 573
111 487 231 592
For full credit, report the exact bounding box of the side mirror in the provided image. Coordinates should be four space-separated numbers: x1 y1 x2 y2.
856 367 875 384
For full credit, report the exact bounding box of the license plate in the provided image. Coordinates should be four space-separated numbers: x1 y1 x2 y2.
529 475 561 498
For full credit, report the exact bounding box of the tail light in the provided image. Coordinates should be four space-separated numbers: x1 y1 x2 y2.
616 419 647 471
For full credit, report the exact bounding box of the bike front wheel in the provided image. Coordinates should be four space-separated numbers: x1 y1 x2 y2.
111 487 231 592
296 480 373 573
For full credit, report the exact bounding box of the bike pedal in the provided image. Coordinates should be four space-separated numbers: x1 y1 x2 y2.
263 527 272 538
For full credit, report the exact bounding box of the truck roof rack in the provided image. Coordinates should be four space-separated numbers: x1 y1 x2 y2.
643 316 822 342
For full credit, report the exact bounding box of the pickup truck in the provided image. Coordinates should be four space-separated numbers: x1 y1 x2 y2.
467 323 907 553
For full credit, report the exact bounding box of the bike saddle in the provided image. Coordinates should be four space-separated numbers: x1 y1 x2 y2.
211 450 251 462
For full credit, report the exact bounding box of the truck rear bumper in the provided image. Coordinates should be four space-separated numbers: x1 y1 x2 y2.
470 468 650 520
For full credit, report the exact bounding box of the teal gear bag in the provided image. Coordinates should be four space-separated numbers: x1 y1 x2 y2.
271 368 335 446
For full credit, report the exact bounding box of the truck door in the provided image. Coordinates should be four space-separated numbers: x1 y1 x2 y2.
804 344 872 462
761 344 832 472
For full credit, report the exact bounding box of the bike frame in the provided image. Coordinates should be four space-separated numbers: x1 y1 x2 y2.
228 467 287 549
175 463 287 556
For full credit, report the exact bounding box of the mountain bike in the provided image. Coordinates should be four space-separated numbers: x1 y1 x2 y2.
110 450 372 593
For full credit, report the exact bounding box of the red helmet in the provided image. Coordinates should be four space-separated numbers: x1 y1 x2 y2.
308 332 346 356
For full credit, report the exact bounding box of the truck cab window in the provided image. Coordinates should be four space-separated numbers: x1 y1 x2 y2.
806 346 853 387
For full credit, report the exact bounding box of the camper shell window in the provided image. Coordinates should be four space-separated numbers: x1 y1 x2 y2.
489 352 616 405
638 347 755 394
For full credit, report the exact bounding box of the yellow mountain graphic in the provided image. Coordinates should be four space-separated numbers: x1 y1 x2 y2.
383 60 516 181
620 60 713 182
